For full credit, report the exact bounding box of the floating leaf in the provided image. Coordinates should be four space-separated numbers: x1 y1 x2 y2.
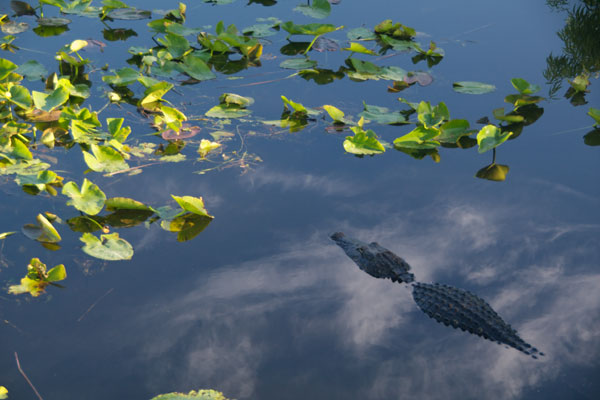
280 21 341 37
343 119 385 155
8 258 66 297
393 125 440 150
150 389 232 400
1 21 29 35
323 105 352 124
359 103 407 125
37 17 71 27
32 86 69 112
0 385 6 399
452 81 496 94
198 139 222 158
107 8 151 20
0 232 16 240
476 163 510 181
80 232 133 260
476 125 512 153
22 213 61 243
11 1 36 16
280 57 317 70
178 54 216 81
102 67 142 86
0 58 18 80
15 60 48 81
15 170 63 195
157 33 190 59
568 74 589 92
294 0 331 19
205 104 251 118
82 144 129 173
342 42 377 55
219 93 254 107
105 197 152 211
374 19 415 40
160 213 213 242
171 195 213 217
588 107 600 126
510 78 540 94
62 178 106 215
436 119 472 144
346 27 377 41
162 124 201 140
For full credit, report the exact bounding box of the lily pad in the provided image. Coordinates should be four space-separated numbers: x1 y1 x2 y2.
82 144 129 173
15 60 48 81
105 197 152 212
205 104 251 118
510 78 540 94
198 139 222 158
62 178 106 215
0 231 16 240
22 213 61 243
393 125 440 150
588 107 600 126
476 125 512 153
342 42 377 55
452 81 496 94
1 21 29 35
293 0 331 19
150 389 232 400
80 232 134 261
178 54 216 81
8 258 66 297
280 57 317 70
359 103 407 125
107 8 151 20
343 119 385 155
37 17 72 27
161 213 213 242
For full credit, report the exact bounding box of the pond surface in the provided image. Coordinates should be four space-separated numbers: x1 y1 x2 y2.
1 1 599 399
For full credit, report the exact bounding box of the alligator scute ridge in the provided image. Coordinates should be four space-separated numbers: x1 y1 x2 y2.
330 232 544 359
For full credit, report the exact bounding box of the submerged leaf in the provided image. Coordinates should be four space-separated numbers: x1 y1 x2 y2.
476 163 510 181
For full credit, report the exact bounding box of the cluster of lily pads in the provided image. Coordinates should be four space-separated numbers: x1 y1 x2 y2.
0 0 597 293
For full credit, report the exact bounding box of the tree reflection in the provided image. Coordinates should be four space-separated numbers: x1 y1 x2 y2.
544 0 600 97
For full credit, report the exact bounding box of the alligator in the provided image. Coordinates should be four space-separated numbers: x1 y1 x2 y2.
330 232 543 359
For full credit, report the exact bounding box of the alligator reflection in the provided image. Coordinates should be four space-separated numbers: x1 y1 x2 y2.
331 232 544 359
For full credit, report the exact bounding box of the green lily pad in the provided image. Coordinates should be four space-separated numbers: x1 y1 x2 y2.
4 84 32 109
80 232 134 261
62 178 106 215
0 58 18 80
15 60 48 81
346 27 377 41
476 163 510 182
294 0 331 19
37 17 72 27
205 104 251 118
588 107 600 126
107 8 151 20
323 105 352 125
8 258 66 297
452 81 496 94
510 78 540 94
157 33 190 59
476 124 512 153
82 144 129 173
15 170 63 195
219 93 254 107
22 213 61 243
343 121 385 155
280 21 340 37
342 42 377 55
198 139 222 159
178 54 216 81
359 103 407 125
436 119 473 144
280 57 317 70
102 67 142 86
105 197 152 211
393 125 440 150
150 389 232 400
32 86 70 112
171 195 213 217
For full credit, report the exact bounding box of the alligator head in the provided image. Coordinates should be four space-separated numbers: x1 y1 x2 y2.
330 232 415 283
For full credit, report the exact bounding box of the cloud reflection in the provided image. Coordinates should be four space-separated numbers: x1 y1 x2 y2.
132 204 600 399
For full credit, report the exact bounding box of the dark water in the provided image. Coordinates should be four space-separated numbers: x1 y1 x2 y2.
1 1 599 399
